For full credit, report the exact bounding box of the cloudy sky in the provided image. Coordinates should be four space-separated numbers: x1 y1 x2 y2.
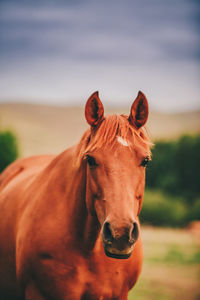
0 0 199 111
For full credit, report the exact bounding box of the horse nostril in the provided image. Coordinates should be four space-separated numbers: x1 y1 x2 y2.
103 222 113 243
131 222 139 242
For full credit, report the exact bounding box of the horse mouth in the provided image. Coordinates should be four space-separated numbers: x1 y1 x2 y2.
103 246 133 259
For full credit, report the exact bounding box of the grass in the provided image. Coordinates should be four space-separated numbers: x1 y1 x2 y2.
150 245 200 265
128 226 200 300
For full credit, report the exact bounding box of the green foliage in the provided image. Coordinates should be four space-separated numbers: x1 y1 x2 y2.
141 190 200 227
146 134 200 203
175 135 200 200
0 130 18 173
144 134 200 226
141 190 188 227
185 197 200 223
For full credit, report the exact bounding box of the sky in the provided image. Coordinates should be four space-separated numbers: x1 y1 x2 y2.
0 0 199 112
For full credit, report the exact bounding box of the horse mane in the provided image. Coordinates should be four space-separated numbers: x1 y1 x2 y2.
75 114 153 166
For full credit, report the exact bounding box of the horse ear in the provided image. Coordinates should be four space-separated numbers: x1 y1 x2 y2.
129 91 149 129
85 91 104 127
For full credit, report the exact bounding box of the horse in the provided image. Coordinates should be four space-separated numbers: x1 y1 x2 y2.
0 91 151 300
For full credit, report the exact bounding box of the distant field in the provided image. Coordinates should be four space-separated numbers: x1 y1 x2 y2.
0 102 200 157
128 226 200 300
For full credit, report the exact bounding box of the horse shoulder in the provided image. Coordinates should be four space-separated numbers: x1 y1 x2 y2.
0 155 55 299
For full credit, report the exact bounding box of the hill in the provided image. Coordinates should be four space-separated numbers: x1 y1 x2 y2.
0 102 199 157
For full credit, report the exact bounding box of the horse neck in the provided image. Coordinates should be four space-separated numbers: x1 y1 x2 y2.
42 147 100 253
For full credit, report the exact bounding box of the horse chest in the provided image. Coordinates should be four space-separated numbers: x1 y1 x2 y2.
68 276 124 300
69 259 130 300
81 277 125 300
29 254 127 300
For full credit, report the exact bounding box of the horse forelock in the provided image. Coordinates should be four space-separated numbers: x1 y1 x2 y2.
75 114 153 166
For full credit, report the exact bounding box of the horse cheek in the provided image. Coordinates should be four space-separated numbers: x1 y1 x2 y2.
85 174 99 217
134 173 145 216
85 182 96 216
94 200 106 226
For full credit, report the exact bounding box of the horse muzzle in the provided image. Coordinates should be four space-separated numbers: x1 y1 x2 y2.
103 245 134 259
101 221 139 259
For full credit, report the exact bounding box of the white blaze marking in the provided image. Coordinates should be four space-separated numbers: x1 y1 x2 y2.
117 136 129 147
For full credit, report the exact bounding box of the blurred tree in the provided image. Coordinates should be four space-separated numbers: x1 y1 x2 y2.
146 141 178 193
175 135 200 201
0 131 18 173
146 134 200 203
141 190 187 227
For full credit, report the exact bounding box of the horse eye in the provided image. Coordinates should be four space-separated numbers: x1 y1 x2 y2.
86 155 97 167
141 157 149 167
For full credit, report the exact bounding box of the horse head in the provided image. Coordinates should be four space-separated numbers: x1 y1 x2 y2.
80 91 151 259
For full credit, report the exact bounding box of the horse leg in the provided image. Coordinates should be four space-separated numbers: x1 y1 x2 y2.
25 282 46 300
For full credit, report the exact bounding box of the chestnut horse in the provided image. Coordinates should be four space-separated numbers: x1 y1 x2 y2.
0 91 151 300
